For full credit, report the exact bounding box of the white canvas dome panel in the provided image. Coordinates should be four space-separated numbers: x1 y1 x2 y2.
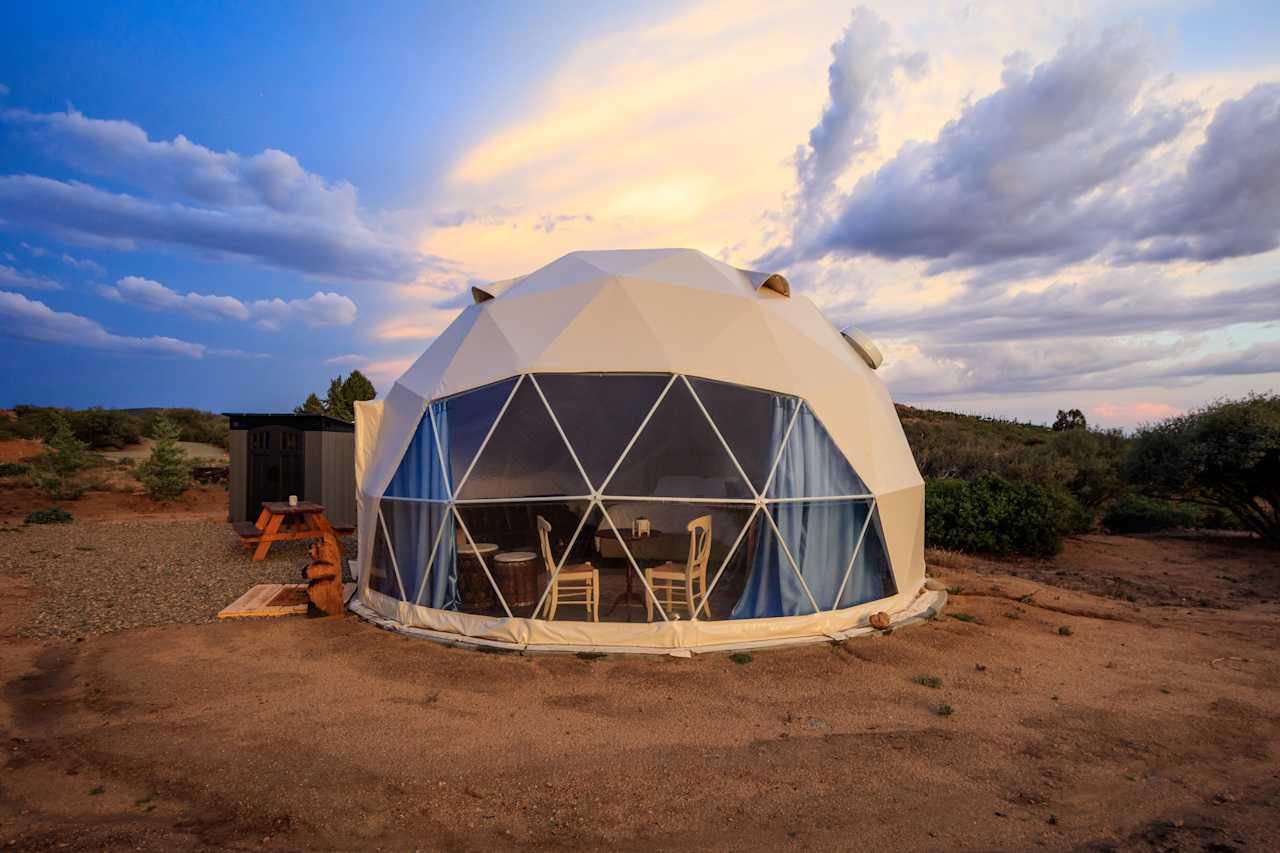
354 248 927 652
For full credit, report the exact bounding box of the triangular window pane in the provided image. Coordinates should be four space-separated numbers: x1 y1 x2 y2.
368 508 405 601
452 500 593 618
769 500 876 611
602 501 754 621
457 379 590 499
835 506 897 610
535 373 670 491
434 377 518 492
604 379 752 499
725 512 816 618
384 412 449 500
381 498 451 606
766 404 868 498
687 377 798 494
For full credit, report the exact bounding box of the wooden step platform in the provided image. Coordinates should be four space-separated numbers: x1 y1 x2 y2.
217 582 356 619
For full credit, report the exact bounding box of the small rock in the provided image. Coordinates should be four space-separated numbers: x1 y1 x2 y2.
869 611 891 630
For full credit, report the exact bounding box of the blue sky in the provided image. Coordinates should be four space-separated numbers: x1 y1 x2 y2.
1 1 1277 426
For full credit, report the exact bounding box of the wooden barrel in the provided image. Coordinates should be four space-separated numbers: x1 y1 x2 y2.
492 551 539 609
457 543 499 611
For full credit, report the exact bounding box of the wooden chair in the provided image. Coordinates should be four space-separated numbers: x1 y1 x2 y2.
644 515 712 622
537 515 599 621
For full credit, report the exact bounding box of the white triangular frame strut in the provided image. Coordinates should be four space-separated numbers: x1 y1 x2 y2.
452 502 514 618
527 500 598 620
678 374 757 500
530 372 671 622
411 500 452 606
597 501 671 622
691 503 760 620
596 374 677 496
450 374 525 498
830 498 877 610
406 403 457 605
762 505 822 614
375 371 888 619
376 506 408 601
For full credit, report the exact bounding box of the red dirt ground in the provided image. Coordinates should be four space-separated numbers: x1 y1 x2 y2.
0 438 227 524
1 525 1278 851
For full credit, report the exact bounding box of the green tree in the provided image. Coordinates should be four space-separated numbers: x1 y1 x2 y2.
297 370 377 422
1125 394 1279 542
341 370 376 407
1052 408 1088 431
135 414 193 501
324 376 353 421
30 412 93 500
294 393 325 414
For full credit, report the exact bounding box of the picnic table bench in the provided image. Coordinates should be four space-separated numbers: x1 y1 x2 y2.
235 501 350 561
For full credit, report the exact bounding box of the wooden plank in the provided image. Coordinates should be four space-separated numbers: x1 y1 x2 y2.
217 583 309 619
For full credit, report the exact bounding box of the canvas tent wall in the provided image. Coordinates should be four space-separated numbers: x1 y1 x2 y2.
226 413 356 526
352 249 931 653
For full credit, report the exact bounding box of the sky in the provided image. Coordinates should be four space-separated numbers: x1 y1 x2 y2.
0 0 1277 429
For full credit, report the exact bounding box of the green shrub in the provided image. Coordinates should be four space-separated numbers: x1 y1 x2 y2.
0 461 30 477
1125 393 1280 543
26 506 73 524
29 414 94 500
1102 494 1199 534
925 474 1083 558
67 407 144 449
147 408 229 449
899 405 1127 525
135 415 192 500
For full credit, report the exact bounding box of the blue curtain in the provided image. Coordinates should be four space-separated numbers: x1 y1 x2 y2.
382 499 446 604
730 395 809 618
731 401 880 618
767 404 868 498
422 401 458 610
383 408 449 500
835 506 896 609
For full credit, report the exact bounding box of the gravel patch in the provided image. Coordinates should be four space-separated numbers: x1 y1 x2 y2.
2 520 354 639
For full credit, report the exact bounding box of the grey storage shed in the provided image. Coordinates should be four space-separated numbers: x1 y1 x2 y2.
224 413 356 526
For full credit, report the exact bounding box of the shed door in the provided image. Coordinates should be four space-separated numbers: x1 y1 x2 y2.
247 426 305 517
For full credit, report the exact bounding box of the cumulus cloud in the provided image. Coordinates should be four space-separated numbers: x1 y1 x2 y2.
0 290 205 357
100 276 251 321
791 7 926 232
766 26 1280 278
98 275 356 329
0 264 61 291
251 291 357 330
0 108 435 282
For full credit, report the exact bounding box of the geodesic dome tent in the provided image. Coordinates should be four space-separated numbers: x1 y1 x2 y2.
352 248 934 653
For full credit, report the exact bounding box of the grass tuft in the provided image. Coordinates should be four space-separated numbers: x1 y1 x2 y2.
729 653 753 665
913 675 943 689
936 703 954 717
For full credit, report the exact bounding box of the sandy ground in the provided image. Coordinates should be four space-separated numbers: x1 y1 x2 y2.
1 527 1278 852
100 441 228 463
0 438 230 525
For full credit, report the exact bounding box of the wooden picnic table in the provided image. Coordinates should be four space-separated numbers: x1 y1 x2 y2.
233 501 338 561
